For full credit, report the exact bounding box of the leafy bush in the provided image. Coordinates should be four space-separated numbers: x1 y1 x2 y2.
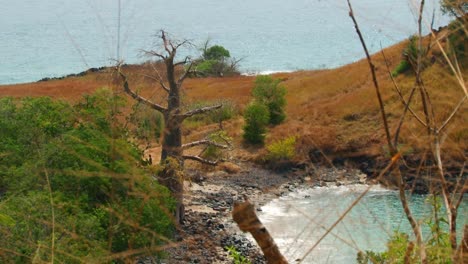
447 19 467 64
203 45 230 60
242 103 270 144
391 60 411 77
392 35 425 77
252 75 287 125
0 92 175 263
129 103 164 141
185 100 237 126
266 136 296 161
357 196 454 264
225 246 251 264
200 131 232 160
194 43 240 77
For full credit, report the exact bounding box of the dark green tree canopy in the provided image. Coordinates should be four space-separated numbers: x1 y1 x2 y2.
252 75 287 125
242 102 270 144
203 45 231 60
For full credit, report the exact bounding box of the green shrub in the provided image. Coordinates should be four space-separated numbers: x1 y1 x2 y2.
185 100 237 126
447 19 467 65
357 196 454 264
252 75 287 125
200 131 232 160
391 60 411 77
392 35 425 77
266 136 296 161
203 45 230 60
129 103 164 141
243 103 270 144
225 246 251 264
195 59 219 76
194 43 239 77
0 92 175 263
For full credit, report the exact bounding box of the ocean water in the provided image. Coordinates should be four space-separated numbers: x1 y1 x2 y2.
258 185 468 263
0 0 450 84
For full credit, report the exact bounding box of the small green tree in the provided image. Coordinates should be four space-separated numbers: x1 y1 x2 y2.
243 103 270 144
203 45 230 60
252 75 287 125
195 41 240 77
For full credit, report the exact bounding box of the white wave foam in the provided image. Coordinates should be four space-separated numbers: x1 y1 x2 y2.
241 70 294 76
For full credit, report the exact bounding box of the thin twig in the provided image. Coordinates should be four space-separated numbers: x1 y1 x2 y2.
347 0 395 154
437 96 467 133
380 48 427 128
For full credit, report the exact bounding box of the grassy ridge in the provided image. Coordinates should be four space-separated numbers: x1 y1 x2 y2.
0 31 466 168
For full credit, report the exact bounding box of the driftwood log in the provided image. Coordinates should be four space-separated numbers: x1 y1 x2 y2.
232 198 288 264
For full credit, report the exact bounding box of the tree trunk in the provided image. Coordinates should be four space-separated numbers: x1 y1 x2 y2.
159 58 185 224
159 154 185 224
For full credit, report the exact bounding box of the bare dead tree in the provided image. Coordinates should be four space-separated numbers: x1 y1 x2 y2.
116 30 229 224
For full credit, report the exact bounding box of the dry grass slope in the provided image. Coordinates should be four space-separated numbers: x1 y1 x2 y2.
0 31 466 166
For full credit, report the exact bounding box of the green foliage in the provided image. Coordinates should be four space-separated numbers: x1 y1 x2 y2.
392 35 429 77
392 36 417 76
252 75 287 125
0 213 15 227
200 131 232 160
204 45 231 60
391 60 411 77
357 232 414 264
129 103 164 141
185 100 237 126
225 246 251 264
0 91 175 263
195 43 239 77
266 136 296 161
447 20 468 65
195 59 219 75
357 196 454 264
243 102 270 144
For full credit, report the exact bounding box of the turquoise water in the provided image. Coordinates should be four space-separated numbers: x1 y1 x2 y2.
0 0 450 84
259 185 467 263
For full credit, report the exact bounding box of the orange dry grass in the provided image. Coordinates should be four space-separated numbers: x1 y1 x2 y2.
0 32 466 162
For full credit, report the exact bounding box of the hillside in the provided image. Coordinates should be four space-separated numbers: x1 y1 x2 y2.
0 30 466 175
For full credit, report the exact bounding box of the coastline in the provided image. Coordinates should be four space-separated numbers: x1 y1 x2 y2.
160 163 369 263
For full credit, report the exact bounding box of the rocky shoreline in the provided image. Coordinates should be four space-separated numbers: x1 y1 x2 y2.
149 163 369 263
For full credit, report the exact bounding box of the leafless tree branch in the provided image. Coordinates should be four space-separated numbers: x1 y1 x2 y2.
143 50 166 61
160 30 172 54
117 67 167 113
182 155 218 166
180 104 222 119
438 96 467 133
182 139 230 150
142 74 170 93
347 0 395 154
177 62 194 87
380 48 427 128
